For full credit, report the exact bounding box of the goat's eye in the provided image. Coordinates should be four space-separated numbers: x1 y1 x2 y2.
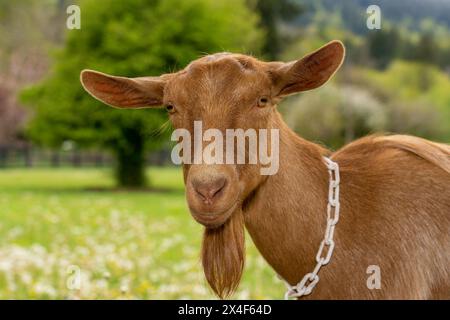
257 97 269 108
165 104 175 113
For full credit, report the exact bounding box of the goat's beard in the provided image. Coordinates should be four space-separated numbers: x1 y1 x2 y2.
201 209 245 299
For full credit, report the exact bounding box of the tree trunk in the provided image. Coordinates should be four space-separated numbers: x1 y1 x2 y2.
114 128 146 188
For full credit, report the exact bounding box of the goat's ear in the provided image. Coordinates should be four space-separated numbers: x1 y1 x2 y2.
269 40 345 96
80 70 167 108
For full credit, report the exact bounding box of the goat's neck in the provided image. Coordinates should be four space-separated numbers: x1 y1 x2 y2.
243 113 330 284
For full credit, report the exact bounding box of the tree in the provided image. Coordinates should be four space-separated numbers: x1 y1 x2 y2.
366 27 401 69
0 0 68 144
21 0 262 187
281 84 386 149
415 32 438 64
254 0 303 59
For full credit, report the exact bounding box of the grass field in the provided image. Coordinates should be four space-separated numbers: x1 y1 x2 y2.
0 167 283 299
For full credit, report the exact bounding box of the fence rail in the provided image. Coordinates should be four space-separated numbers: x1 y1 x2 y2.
0 145 171 168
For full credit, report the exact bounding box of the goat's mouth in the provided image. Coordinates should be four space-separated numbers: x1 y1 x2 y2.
185 164 240 228
189 201 238 229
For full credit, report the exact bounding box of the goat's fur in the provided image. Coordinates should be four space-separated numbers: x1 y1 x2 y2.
80 40 450 299
245 116 450 299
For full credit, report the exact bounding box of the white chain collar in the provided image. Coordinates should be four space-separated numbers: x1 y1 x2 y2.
282 156 340 299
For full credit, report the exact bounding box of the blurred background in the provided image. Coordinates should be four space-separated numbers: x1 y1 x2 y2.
0 0 449 299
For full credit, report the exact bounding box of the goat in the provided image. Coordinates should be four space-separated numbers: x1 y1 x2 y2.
80 40 450 299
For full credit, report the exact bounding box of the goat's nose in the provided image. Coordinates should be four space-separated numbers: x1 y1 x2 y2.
192 176 226 205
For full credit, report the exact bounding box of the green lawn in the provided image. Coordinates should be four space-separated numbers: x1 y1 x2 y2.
0 167 283 299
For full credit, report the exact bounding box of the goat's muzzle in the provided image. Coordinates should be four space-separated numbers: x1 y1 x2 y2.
186 164 240 228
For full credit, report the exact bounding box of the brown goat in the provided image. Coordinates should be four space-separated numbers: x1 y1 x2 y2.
80 41 450 299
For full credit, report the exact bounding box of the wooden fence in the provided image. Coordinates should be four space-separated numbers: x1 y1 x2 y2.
0 144 171 168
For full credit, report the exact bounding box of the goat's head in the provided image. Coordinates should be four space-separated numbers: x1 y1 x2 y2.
81 40 345 298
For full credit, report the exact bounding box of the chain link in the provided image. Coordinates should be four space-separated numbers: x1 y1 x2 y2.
283 157 340 299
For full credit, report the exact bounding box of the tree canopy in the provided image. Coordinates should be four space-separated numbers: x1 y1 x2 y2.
21 0 262 186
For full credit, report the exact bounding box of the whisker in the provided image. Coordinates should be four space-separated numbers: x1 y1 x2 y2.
149 119 173 137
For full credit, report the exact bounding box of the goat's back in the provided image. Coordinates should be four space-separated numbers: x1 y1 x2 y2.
325 134 450 299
